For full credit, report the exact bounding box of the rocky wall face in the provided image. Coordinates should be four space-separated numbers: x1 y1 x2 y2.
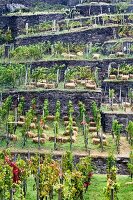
15 26 115 46
49 155 130 175
0 13 65 37
27 58 133 82
3 90 101 115
11 151 130 175
0 0 84 7
1 0 68 7
102 81 133 97
92 157 129 175
76 4 133 16
101 112 133 133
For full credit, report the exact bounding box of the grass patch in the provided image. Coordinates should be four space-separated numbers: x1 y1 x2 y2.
25 174 133 200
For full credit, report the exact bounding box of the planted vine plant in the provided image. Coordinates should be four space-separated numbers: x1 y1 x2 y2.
53 100 61 150
68 100 74 151
79 101 89 151
18 96 25 118
104 153 119 200
109 89 115 111
0 150 31 200
77 156 93 193
0 64 26 89
0 96 12 146
61 151 93 200
21 109 33 147
128 151 133 180
126 121 133 146
43 99 49 121
112 119 123 154
91 101 103 150
0 151 13 200
31 153 60 200
36 117 44 149
0 150 94 200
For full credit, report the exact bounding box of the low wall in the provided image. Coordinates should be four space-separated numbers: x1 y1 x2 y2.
0 0 68 7
10 151 130 175
92 156 129 175
2 58 133 84
21 57 133 82
0 13 65 37
101 112 133 133
3 90 101 115
102 80 133 96
15 26 117 46
76 4 133 16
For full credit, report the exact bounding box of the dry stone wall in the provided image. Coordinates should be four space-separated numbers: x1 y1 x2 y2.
2 90 101 115
101 112 133 133
0 13 65 37
15 26 115 46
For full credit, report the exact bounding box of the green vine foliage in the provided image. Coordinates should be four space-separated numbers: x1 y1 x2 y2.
91 101 101 134
126 121 133 145
104 153 119 200
77 156 93 183
62 151 73 173
18 97 25 117
0 150 94 200
43 99 49 119
0 64 26 89
128 151 133 178
0 153 13 199
63 170 84 200
112 120 123 153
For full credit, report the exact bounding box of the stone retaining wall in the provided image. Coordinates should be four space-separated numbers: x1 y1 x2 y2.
76 4 133 16
0 13 65 37
102 81 133 96
101 112 133 133
23 58 133 82
3 90 101 115
11 151 130 175
15 26 117 46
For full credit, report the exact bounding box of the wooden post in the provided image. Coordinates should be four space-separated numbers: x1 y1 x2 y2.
4 44 10 59
110 188 114 200
70 128 73 151
54 123 57 150
37 154 40 200
10 188 13 200
58 188 62 200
